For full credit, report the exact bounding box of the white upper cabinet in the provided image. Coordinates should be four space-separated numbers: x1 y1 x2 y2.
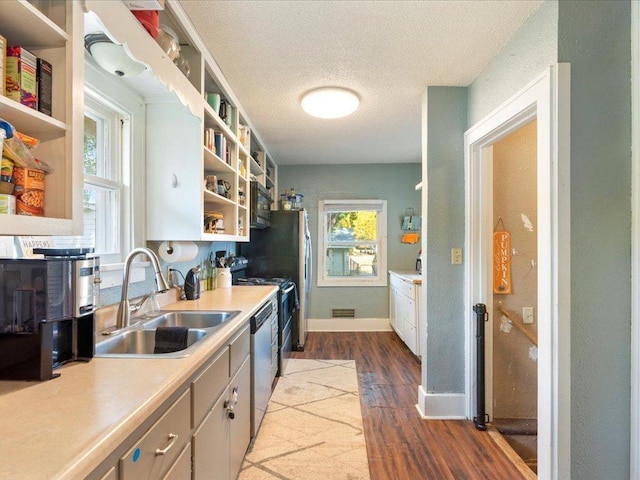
0 0 83 235
82 0 277 241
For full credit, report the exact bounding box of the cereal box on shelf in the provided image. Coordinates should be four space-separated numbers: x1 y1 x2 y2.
36 58 52 116
6 46 37 109
13 167 44 216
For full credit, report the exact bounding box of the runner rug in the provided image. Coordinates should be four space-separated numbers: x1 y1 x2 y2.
238 359 370 480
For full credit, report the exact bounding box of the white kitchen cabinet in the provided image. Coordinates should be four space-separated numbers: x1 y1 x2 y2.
83 0 279 241
0 1 83 235
389 271 422 357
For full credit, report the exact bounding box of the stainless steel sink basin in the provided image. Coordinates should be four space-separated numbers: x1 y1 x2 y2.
95 328 208 358
143 310 241 330
95 310 241 358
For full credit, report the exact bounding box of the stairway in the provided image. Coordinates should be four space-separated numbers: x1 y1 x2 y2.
492 418 537 474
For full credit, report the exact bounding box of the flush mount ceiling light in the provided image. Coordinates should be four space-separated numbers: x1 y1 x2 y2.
301 87 360 119
84 33 146 78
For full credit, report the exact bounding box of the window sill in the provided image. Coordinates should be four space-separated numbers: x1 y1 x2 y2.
317 278 387 287
100 261 150 289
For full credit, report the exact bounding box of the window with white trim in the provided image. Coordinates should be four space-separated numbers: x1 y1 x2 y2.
317 200 387 287
55 89 132 266
82 95 128 264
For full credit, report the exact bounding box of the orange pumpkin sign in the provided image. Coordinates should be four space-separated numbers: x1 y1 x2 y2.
493 231 512 294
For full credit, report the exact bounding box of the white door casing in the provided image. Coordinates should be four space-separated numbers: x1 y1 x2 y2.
464 65 571 480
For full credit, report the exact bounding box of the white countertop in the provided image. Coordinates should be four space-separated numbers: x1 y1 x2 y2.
389 270 423 285
0 286 277 480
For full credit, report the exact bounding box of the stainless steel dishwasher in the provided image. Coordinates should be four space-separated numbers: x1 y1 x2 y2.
250 294 277 437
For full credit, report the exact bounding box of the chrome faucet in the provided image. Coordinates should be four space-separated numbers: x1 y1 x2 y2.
116 247 170 330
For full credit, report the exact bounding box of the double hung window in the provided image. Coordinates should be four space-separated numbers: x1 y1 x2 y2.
318 200 387 286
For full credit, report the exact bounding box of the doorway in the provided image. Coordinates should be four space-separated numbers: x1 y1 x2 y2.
490 120 539 473
464 65 571 480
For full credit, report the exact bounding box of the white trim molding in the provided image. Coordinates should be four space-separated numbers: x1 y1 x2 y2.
463 65 571 480
416 386 466 419
308 318 392 332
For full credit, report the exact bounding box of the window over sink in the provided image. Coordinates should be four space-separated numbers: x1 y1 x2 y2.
55 62 146 286
318 199 387 287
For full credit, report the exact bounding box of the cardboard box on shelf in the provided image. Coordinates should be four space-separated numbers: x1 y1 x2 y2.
6 46 37 109
13 167 45 216
36 58 52 116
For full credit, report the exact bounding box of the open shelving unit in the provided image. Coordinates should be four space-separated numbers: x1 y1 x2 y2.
0 0 83 236
81 0 278 241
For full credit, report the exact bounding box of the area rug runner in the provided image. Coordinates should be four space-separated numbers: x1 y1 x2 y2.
238 359 370 480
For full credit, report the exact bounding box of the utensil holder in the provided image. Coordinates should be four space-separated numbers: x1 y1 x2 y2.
216 267 231 288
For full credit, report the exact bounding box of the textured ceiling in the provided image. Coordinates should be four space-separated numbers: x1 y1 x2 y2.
179 0 543 165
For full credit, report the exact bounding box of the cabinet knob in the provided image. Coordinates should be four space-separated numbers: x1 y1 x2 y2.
170 173 178 188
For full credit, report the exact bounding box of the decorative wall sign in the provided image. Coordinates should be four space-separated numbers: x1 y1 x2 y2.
16 236 55 258
493 231 512 294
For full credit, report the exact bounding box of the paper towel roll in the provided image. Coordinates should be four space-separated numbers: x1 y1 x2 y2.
158 241 198 263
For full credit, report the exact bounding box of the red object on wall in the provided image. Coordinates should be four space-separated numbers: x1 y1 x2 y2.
132 11 159 39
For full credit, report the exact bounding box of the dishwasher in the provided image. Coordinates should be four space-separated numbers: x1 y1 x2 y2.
250 294 277 437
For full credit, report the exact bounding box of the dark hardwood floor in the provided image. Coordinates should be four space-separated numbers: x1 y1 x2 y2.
291 332 527 480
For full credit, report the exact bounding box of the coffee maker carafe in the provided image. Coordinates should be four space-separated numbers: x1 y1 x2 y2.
0 249 100 380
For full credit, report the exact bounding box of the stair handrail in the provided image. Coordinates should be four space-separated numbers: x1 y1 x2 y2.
496 305 538 347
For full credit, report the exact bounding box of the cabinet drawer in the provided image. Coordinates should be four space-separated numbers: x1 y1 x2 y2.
229 325 250 376
120 389 190 480
161 442 191 480
192 346 230 428
389 273 403 290
398 279 416 299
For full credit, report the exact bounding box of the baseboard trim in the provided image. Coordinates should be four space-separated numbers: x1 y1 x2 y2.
308 317 392 332
416 385 467 419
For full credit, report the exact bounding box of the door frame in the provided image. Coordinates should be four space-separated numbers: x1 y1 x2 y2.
463 64 571 480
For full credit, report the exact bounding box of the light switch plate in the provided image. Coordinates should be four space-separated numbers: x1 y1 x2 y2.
451 248 463 265
522 306 535 324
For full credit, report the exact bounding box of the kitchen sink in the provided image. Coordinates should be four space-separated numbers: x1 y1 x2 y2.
142 310 241 330
95 310 241 358
95 328 209 358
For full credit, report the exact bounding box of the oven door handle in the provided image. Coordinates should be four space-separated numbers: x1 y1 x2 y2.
283 284 295 294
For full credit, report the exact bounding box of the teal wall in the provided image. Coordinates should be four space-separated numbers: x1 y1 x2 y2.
558 1 631 478
424 0 632 477
279 164 421 320
424 87 467 392
467 0 558 126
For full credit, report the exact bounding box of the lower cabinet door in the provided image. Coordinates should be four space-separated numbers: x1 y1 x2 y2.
229 357 251 479
192 390 230 480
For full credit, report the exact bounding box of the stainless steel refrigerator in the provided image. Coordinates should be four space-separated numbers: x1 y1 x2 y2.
240 209 312 350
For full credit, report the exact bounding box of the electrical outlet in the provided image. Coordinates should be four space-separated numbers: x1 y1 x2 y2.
451 248 463 265
522 306 535 324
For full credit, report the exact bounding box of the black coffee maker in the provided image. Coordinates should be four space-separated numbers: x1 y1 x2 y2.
0 249 100 381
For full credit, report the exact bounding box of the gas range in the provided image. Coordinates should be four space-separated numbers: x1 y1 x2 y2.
235 277 292 288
